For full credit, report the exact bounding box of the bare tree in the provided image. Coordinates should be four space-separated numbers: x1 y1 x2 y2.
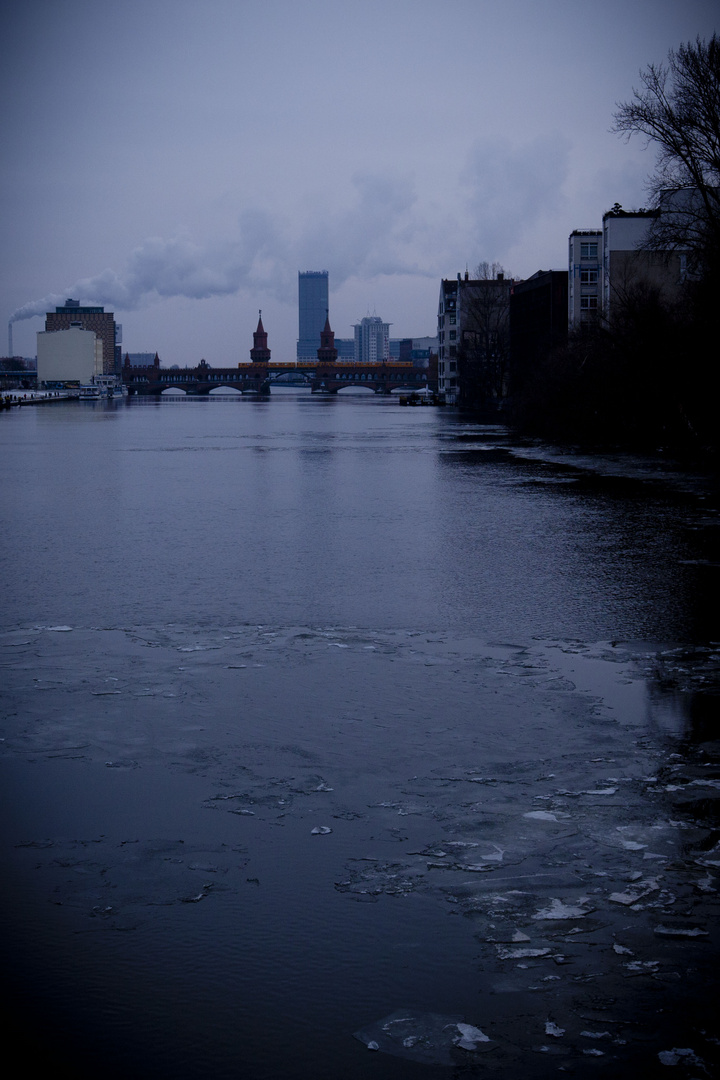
613 35 720 266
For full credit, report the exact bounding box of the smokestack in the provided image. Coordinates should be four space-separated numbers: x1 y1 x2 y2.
8 321 12 358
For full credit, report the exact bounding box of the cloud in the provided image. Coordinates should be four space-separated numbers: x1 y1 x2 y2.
461 134 572 257
10 173 438 323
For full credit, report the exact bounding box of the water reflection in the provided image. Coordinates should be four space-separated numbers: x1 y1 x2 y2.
1 395 719 1079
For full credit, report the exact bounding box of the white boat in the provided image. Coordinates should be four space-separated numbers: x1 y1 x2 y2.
78 384 102 400
78 378 126 400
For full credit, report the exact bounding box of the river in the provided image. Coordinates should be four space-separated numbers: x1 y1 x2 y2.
1 389 718 1078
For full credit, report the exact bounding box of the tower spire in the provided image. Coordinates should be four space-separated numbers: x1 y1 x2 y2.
250 310 270 363
317 310 337 363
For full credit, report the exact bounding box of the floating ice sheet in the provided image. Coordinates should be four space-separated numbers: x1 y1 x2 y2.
353 1011 493 1065
533 897 594 920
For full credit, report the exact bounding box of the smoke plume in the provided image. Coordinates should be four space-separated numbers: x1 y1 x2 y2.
10 174 438 324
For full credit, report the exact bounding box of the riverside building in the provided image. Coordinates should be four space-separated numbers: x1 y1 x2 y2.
45 299 119 375
568 230 603 326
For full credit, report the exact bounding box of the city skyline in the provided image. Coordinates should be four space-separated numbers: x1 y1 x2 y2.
2 0 717 365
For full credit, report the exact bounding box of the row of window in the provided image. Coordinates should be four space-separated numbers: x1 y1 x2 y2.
438 345 457 360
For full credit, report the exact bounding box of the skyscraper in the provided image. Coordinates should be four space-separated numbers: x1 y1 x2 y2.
353 316 390 363
297 271 329 361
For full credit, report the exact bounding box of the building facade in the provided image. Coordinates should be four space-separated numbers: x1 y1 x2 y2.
437 278 459 400
45 299 118 375
124 352 159 367
510 270 568 395
353 316 390 363
568 230 603 326
37 326 103 385
334 338 355 361
438 273 515 406
602 207 684 320
297 271 329 361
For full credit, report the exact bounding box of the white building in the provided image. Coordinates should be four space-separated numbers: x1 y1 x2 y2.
437 278 459 400
37 326 103 385
568 230 603 326
353 316 390 363
437 272 514 404
602 207 685 320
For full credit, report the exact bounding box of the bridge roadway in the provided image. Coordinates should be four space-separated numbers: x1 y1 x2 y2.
123 359 428 396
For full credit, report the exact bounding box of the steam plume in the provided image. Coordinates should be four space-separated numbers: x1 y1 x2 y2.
10 174 437 325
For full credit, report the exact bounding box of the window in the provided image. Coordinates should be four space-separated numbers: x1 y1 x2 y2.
580 296 598 310
449 361 457 372
449 330 456 340
580 242 598 259
449 345 457 357
580 269 598 284
449 315 456 325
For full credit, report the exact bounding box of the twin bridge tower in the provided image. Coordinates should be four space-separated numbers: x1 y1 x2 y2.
123 313 428 396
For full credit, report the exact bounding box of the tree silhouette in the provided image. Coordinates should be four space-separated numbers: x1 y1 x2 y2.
613 34 720 269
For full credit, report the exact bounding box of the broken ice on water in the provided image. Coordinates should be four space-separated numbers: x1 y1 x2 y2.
533 897 594 920
353 1010 493 1065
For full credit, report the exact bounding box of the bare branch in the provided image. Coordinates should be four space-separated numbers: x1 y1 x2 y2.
613 35 720 262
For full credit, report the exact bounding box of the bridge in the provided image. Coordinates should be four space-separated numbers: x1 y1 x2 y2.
123 359 428 396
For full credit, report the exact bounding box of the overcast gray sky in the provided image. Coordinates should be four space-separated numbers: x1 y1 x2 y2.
2 0 717 365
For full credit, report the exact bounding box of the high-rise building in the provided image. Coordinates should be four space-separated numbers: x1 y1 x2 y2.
353 316 390 363
45 299 118 375
297 271 329 361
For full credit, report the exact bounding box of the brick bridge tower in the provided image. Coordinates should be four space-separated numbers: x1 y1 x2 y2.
317 312 338 363
250 310 271 363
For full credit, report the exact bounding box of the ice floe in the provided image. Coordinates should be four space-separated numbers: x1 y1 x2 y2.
544 1021 565 1037
353 1011 494 1065
533 898 594 920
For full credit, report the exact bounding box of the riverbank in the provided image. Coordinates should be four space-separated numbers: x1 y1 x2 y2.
2 389 77 407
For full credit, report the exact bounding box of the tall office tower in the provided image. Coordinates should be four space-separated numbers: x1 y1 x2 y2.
353 315 390 363
297 271 329 361
45 299 118 375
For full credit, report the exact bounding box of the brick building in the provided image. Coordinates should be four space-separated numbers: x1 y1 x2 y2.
45 299 118 375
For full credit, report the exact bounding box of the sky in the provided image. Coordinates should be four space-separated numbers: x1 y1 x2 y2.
2 0 717 365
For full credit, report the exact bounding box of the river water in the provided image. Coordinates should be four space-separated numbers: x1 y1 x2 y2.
1 390 719 1078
